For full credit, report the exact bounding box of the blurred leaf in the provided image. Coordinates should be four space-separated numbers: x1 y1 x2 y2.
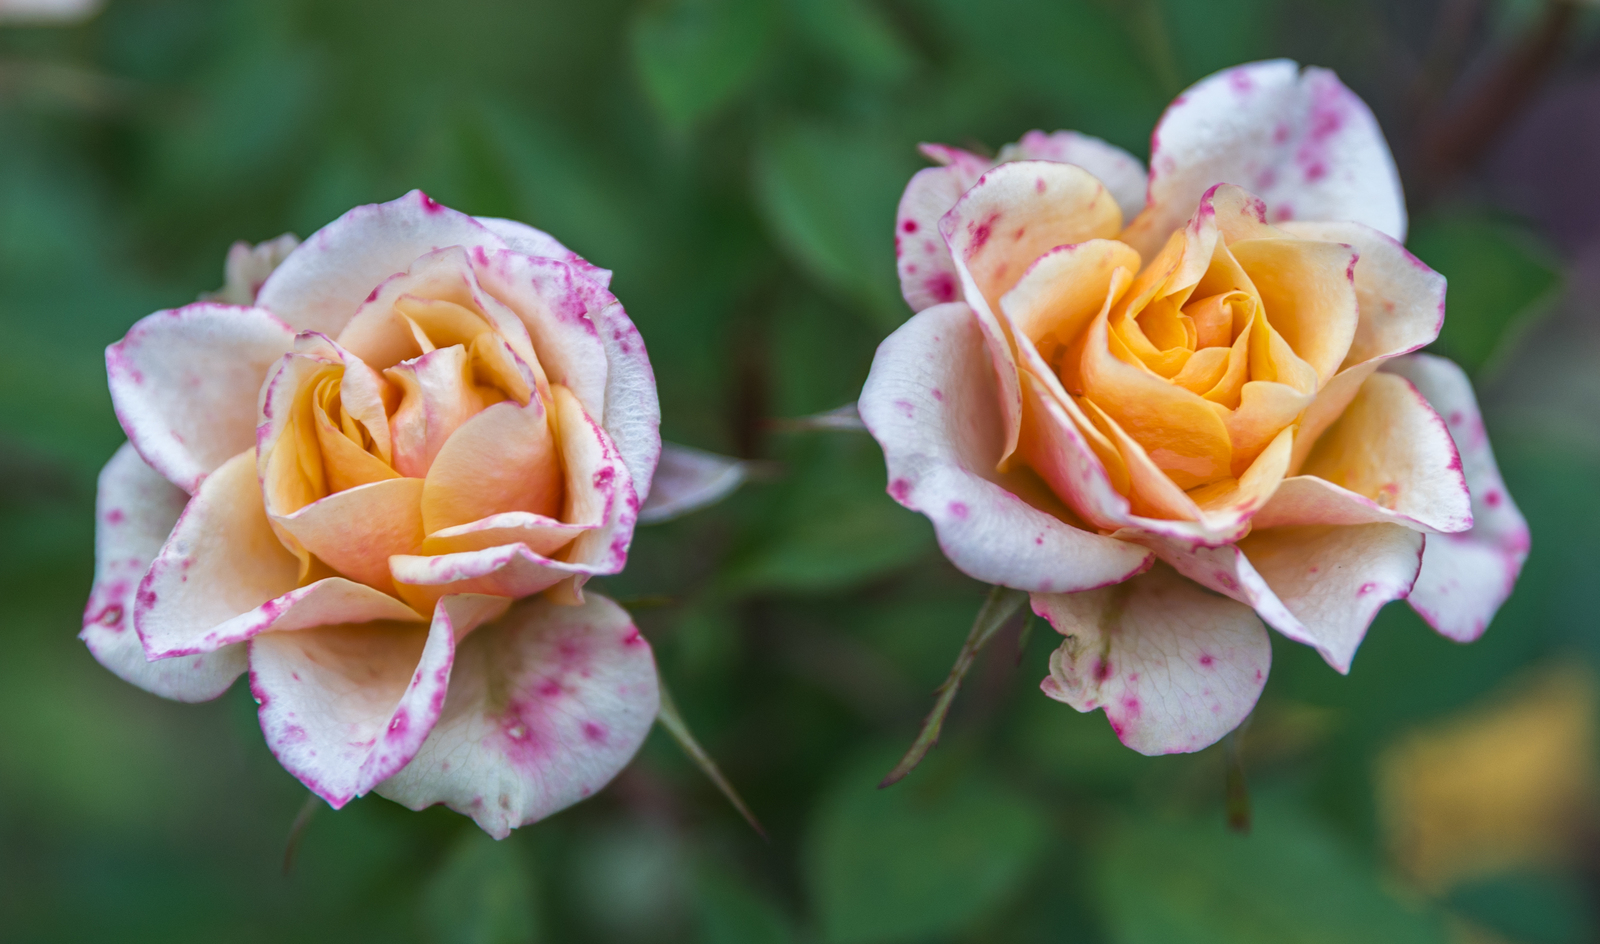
1409 212 1561 375
631 0 778 131
1094 793 1451 944
722 435 932 594
696 865 800 944
1447 870 1597 944
423 829 540 944
753 119 914 332
788 0 917 85
1156 0 1276 84
805 748 1050 944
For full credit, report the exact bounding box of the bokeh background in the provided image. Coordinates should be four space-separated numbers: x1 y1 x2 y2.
3 0 1600 941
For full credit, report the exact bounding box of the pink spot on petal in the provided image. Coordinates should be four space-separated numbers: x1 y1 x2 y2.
1199 654 1215 667
902 219 919 234
948 501 969 520
888 478 912 502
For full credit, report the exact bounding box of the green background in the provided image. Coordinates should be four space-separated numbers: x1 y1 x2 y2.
2 0 1596 941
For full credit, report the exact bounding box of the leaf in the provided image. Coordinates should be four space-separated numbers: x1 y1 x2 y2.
422 829 540 944
805 748 1051 944
880 585 1028 787
1408 212 1561 375
631 0 778 131
696 865 801 944
1094 793 1451 944
789 0 917 85
752 119 916 332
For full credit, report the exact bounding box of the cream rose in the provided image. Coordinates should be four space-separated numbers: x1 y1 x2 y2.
81 191 662 836
861 61 1530 754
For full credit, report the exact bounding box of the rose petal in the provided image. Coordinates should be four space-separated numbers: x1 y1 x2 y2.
1239 523 1424 672
636 442 749 525
1122 60 1406 261
208 234 300 307
421 512 589 558
375 593 658 838
81 443 246 702
256 191 509 337
251 594 509 808
106 303 295 493
858 301 1152 593
589 295 662 506
474 216 614 289
274 477 428 594
999 238 1141 357
420 397 562 534
1034 563 1270 755
1005 129 1148 222
1382 354 1529 642
897 165 978 312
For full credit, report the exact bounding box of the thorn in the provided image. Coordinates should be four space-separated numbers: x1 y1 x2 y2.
656 672 767 840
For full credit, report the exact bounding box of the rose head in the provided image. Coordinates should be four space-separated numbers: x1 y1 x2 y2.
81 192 663 836
862 60 1530 754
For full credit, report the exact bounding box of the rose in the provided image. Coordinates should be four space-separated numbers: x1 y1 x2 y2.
861 60 1529 754
81 191 663 836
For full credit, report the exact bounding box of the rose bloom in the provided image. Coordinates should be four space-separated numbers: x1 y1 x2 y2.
81 192 662 835
861 60 1530 754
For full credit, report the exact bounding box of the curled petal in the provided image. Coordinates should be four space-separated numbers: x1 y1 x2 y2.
1034 563 1270 755
107 304 295 493
1383 355 1530 642
1004 129 1148 222
252 594 509 808
376 593 659 839
859 302 1152 594
81 443 245 702
256 190 509 337
1123 60 1406 260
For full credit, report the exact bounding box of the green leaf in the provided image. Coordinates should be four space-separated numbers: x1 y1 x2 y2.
696 866 801 944
1094 793 1451 944
422 830 540 944
631 0 778 131
805 748 1051 944
1408 212 1561 375
752 119 916 332
788 0 917 85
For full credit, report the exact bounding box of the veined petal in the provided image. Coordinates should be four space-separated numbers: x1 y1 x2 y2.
107 303 294 493
81 443 246 702
1123 60 1406 261
1383 355 1529 642
1034 563 1270 755
256 190 510 337
1005 130 1147 222
376 593 659 839
858 302 1152 594
251 594 508 808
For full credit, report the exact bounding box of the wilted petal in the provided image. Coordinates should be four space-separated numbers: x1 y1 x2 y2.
1383 355 1530 642
859 302 1152 593
106 304 295 493
251 594 508 808
81 443 246 701
637 442 749 525
1034 563 1270 755
376 593 659 838
1123 60 1406 261
256 191 509 337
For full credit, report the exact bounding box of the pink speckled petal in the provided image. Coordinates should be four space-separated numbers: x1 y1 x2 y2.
1122 60 1405 262
1382 354 1529 642
81 443 246 702
375 593 658 839
551 384 638 576
1240 523 1424 673
474 216 614 289
589 292 661 505
858 301 1152 593
637 442 748 525
1005 130 1148 222
256 191 509 337
1034 563 1270 755
106 303 295 493
1117 531 1306 641
390 543 587 608
251 594 509 808
897 165 980 312
1272 371 1472 534
421 512 589 558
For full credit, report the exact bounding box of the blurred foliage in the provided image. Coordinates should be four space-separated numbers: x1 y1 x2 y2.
2 1 1599 943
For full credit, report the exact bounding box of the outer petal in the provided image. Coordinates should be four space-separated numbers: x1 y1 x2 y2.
592 293 661 505
255 191 509 337
636 442 749 525
1383 355 1529 642
81 443 246 701
474 216 614 289
107 303 295 493
1034 563 1270 755
206 234 301 306
897 165 976 312
1006 130 1148 222
376 593 659 839
1122 60 1405 261
251 594 509 808
858 302 1152 593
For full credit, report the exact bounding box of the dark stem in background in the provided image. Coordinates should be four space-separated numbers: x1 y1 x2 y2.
1411 0 1579 203
1224 722 1252 835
